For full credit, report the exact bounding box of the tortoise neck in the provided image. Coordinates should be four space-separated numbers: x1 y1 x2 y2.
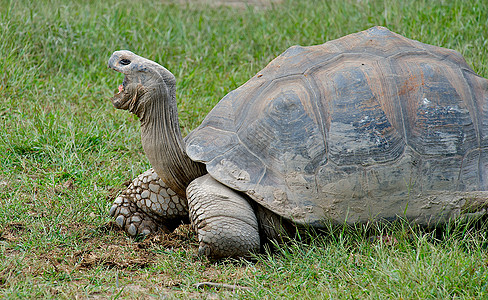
140 85 206 197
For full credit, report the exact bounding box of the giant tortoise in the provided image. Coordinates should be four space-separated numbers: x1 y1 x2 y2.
108 26 488 258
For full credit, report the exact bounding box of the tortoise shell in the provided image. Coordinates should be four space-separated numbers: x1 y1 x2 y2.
186 26 488 226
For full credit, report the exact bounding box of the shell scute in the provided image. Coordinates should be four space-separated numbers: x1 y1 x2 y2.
186 26 488 225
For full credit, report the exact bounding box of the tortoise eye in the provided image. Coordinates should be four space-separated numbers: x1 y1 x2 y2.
120 59 131 65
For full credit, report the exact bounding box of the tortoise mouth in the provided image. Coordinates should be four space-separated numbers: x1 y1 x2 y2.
111 76 132 110
113 76 128 97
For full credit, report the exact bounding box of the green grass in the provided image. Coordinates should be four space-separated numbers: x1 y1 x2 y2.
1 0 488 298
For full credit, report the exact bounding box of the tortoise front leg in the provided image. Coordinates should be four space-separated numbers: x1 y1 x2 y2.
186 174 260 258
110 168 188 236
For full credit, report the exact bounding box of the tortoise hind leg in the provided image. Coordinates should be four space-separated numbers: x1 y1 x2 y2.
110 168 188 236
186 174 260 258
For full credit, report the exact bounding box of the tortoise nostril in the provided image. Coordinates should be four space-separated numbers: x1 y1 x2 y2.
120 59 131 66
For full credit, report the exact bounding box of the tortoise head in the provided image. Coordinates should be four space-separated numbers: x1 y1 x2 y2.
108 50 176 119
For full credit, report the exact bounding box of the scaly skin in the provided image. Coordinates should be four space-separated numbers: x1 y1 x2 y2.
110 168 188 235
187 174 260 258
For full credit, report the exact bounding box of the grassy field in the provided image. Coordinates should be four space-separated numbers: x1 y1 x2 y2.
1 0 488 298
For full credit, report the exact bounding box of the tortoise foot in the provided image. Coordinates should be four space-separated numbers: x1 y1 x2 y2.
110 193 162 236
187 174 260 258
110 168 190 236
128 168 188 221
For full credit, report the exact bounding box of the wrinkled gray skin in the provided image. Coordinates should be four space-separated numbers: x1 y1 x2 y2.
108 51 286 258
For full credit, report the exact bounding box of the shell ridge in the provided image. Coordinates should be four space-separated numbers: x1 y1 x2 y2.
461 68 485 149
200 125 238 135
206 131 269 193
233 81 271 133
386 56 410 147
413 38 471 70
458 148 474 191
459 70 488 190
302 73 329 165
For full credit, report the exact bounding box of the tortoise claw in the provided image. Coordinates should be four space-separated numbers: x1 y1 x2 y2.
110 194 162 236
